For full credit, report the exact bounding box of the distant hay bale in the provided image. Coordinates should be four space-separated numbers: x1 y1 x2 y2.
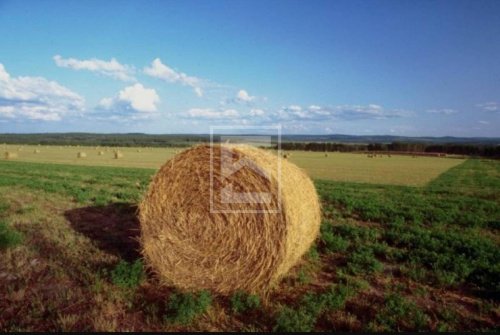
324 153 328 157
4 152 18 159
283 153 289 159
139 144 321 294
114 151 124 159
137 149 141 153
34 149 41 154
77 152 87 158
98 151 104 156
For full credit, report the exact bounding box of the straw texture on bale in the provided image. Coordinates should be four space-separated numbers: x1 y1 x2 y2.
139 144 321 294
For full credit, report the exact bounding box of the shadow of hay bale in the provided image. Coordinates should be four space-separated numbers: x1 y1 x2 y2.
64 203 141 262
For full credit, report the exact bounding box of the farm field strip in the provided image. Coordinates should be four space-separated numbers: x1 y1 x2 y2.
1 145 465 186
0 158 498 331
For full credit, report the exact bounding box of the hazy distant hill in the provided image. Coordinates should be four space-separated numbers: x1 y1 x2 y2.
0 133 498 146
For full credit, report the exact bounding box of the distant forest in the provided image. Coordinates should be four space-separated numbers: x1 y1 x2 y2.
0 133 498 157
279 142 500 158
0 133 210 147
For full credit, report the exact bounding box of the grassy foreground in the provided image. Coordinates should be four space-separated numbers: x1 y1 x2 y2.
0 158 498 331
1 144 465 186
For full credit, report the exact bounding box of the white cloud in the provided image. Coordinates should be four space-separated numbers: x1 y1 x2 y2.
118 84 159 112
0 65 9 81
426 108 458 115
98 83 160 114
0 63 85 121
477 102 498 112
98 97 114 109
0 106 15 118
276 104 411 121
53 55 135 82
220 89 261 106
250 108 265 116
186 108 239 119
237 89 255 102
478 120 490 125
288 105 302 112
144 58 203 97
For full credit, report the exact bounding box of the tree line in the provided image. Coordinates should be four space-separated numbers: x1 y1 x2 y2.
0 133 498 157
0 133 211 147
279 142 500 157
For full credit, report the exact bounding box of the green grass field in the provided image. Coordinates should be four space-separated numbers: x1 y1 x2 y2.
0 153 498 331
1 144 464 186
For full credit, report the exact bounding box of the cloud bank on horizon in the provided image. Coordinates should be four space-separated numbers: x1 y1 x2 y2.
0 1 498 136
1 57 497 135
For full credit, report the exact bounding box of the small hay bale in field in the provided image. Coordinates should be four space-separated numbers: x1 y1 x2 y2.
324 153 328 157
34 149 41 154
114 151 124 159
139 144 321 294
137 149 141 153
77 152 87 158
4 152 18 159
98 151 104 156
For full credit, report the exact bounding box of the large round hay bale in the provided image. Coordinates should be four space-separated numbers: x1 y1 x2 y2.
114 151 124 159
4 152 18 159
77 152 87 158
139 144 321 294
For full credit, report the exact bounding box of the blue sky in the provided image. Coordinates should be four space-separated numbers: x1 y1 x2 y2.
0 0 499 136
